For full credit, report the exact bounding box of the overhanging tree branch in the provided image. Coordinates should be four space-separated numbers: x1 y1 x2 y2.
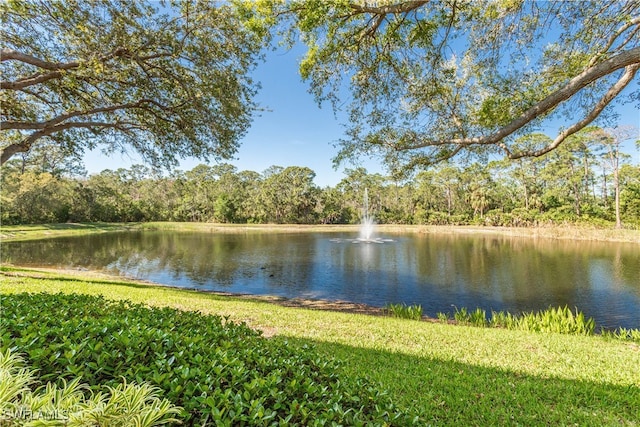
0 97 180 165
587 16 640 67
0 0 264 168
0 47 131 90
506 62 640 158
0 121 138 165
349 1 429 16
0 48 81 68
400 46 640 150
0 99 175 131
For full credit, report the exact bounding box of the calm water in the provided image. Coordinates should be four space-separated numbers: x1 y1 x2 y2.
3 230 639 329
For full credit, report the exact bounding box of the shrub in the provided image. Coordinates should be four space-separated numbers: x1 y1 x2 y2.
436 312 449 323
452 306 599 336
512 306 596 335
385 303 423 320
490 310 516 329
453 307 470 324
509 208 539 227
602 328 640 343
0 293 417 426
0 348 181 426
451 306 640 339
469 308 487 327
483 209 512 227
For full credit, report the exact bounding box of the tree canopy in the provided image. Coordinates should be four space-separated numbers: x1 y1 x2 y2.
280 0 640 172
0 0 270 166
2 1 638 173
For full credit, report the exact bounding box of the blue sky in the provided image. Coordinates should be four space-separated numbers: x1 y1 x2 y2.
84 42 640 187
84 43 388 187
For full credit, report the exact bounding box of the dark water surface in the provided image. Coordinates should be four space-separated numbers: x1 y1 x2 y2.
3 230 639 329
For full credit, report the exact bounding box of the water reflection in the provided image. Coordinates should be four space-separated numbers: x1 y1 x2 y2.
2 231 639 329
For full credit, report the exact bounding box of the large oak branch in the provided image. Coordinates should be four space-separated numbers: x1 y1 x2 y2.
506 62 640 158
0 98 172 165
0 121 136 165
350 1 429 15
403 46 640 151
0 99 172 131
0 47 131 90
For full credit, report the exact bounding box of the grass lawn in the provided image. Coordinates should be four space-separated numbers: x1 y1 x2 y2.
1 267 639 425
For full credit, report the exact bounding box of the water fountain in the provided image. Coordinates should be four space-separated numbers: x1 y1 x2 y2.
358 188 375 241
331 189 392 244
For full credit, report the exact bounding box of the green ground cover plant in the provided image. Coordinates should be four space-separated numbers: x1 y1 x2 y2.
1 269 639 425
0 292 416 426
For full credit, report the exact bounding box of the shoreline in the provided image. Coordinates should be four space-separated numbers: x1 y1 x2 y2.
1 222 639 243
131 222 640 243
1 266 636 334
0 265 390 319
3 266 639 340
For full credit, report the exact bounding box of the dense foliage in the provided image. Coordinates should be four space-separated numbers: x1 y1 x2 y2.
2 129 638 227
0 0 269 166
279 0 639 169
0 293 418 426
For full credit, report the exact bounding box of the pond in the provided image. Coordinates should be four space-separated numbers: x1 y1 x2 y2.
3 230 639 329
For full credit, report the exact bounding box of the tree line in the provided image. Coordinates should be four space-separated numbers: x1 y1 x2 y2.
2 130 638 228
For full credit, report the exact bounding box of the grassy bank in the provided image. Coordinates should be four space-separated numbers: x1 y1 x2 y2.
0 222 132 241
2 221 639 242
1 268 639 425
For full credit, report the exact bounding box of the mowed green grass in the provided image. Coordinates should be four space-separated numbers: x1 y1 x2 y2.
1 268 639 425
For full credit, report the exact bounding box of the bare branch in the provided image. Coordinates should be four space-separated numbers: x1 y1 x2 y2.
1 70 65 90
0 48 80 69
406 143 464 169
0 47 131 90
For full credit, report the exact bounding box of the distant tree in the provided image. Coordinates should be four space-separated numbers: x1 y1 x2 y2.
590 126 636 228
317 187 350 224
619 163 640 222
463 163 494 219
539 141 584 216
433 165 462 217
258 166 319 223
507 134 550 211
336 168 386 222
1 0 269 166
2 139 86 177
179 165 217 222
236 170 263 222
280 0 640 172
210 164 242 223
0 170 74 224
412 170 440 222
